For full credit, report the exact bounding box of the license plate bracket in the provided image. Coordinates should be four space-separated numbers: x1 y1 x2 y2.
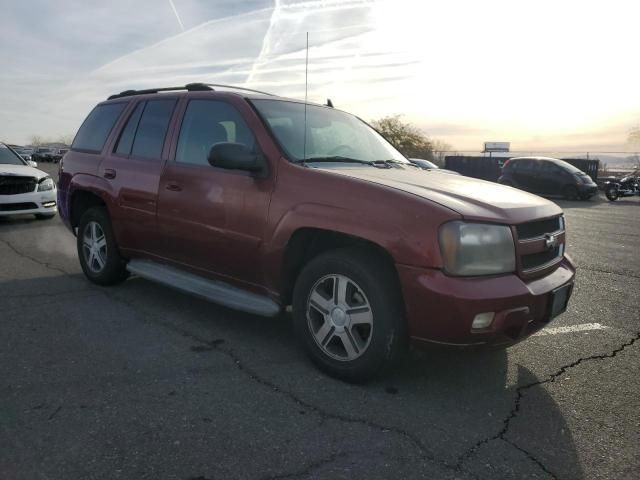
548 283 573 320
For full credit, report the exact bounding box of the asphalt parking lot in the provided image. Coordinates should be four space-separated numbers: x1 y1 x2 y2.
1 165 639 480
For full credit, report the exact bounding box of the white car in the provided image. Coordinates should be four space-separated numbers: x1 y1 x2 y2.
0 143 57 219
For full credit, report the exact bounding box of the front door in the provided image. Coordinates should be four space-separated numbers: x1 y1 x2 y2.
156 98 273 287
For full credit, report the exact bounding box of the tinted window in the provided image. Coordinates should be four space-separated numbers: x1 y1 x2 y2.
540 161 560 172
0 144 26 165
252 99 408 163
114 102 145 156
553 159 582 174
131 99 176 159
512 160 531 170
176 100 256 166
72 103 126 153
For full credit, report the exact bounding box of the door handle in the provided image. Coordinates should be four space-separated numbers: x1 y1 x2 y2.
165 182 182 192
103 168 116 179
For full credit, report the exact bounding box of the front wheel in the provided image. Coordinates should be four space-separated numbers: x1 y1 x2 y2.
77 207 128 285
605 185 619 201
292 249 406 382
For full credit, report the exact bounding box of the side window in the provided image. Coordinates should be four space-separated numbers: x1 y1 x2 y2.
114 102 145 156
130 99 177 159
72 103 126 153
176 100 256 166
517 160 532 170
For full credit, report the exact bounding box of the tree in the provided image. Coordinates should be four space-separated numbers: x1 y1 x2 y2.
57 134 74 146
370 115 434 160
30 135 44 147
430 139 452 167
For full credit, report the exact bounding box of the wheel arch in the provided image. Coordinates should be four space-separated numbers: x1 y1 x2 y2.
280 227 399 306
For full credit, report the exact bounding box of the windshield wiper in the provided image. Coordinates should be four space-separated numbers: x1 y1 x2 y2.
300 156 375 165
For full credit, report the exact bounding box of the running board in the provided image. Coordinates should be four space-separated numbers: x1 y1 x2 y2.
126 259 280 317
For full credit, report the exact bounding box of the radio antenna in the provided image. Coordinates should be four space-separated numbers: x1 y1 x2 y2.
303 32 309 162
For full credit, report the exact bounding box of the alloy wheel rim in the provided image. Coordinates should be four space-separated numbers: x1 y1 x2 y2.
82 221 108 273
306 274 373 362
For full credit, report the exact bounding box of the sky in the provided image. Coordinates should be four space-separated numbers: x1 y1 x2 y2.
1 0 639 153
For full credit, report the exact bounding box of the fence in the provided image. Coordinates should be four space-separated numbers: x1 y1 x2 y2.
444 156 600 182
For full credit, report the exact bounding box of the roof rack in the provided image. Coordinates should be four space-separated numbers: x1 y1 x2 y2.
107 82 275 100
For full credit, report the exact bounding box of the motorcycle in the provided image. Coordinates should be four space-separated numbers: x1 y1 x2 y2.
604 174 640 201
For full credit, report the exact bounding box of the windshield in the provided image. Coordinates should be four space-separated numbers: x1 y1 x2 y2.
251 99 408 164
0 144 27 165
553 159 584 174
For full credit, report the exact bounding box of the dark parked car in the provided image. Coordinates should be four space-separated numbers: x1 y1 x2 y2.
58 83 575 381
52 148 69 163
32 147 54 163
498 156 598 200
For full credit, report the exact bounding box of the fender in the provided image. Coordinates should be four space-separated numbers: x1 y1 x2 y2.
261 201 438 296
65 173 119 235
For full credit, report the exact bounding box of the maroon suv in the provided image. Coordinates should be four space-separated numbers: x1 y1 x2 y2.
58 83 575 381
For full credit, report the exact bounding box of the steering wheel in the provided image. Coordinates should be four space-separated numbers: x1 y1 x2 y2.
327 144 355 156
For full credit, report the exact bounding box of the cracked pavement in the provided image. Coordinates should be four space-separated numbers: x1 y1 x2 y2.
1 169 639 480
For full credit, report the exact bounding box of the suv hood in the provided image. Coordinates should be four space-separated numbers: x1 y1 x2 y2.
315 166 562 223
0 163 49 180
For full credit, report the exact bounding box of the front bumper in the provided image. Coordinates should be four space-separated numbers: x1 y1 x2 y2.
398 256 576 347
577 184 598 197
0 189 58 216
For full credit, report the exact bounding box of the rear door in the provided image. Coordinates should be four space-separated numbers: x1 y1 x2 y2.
537 161 563 195
156 97 274 287
99 97 179 254
512 160 535 191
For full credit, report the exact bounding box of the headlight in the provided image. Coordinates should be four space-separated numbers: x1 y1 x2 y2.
439 221 515 276
37 177 55 191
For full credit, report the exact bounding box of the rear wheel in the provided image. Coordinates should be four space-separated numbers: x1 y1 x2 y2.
292 248 406 382
77 207 128 285
605 184 619 201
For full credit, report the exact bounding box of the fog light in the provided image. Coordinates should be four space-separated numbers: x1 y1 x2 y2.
472 312 495 330
43 201 56 208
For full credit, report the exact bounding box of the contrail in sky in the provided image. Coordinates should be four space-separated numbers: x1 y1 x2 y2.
168 0 185 31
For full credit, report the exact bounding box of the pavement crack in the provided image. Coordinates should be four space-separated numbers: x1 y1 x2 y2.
503 439 557 478
0 238 71 275
259 451 347 480
48 405 62 421
96 291 468 477
455 331 640 477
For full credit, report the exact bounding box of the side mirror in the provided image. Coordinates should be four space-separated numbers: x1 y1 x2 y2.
208 143 263 174
28 160 38 168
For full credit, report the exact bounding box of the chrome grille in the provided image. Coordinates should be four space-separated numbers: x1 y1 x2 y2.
514 215 565 277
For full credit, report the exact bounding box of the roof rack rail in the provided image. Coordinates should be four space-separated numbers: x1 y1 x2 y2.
107 82 275 100
203 84 276 96
107 83 212 100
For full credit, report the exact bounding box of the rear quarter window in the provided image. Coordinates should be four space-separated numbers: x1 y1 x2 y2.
72 103 127 153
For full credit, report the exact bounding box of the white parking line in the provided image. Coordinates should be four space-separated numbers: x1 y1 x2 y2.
534 322 609 336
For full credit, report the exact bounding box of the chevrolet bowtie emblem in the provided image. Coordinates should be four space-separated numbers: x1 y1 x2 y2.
544 233 559 250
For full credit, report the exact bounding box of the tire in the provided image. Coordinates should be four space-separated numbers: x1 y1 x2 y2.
292 248 406 382
35 213 56 220
605 185 619 201
564 185 578 200
77 207 128 285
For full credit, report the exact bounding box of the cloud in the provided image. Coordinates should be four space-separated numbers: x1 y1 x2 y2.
1 0 639 152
